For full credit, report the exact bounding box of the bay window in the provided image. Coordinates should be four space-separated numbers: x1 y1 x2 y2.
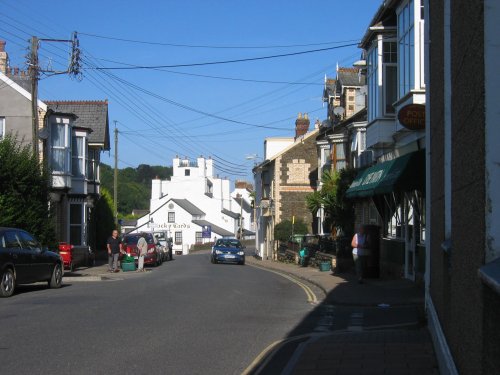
72 135 85 177
50 120 71 174
383 41 398 114
367 43 379 122
398 0 416 97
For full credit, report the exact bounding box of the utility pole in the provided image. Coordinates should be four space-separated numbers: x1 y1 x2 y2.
238 195 243 240
27 32 81 157
114 121 118 226
29 36 39 156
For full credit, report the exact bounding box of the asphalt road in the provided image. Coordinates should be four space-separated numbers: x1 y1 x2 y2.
0 252 320 375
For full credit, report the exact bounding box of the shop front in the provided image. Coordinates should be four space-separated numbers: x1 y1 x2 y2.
346 149 425 281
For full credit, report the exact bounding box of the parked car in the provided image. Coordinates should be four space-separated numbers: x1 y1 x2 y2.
0 227 63 297
58 242 95 272
153 231 173 261
211 238 245 265
122 233 162 266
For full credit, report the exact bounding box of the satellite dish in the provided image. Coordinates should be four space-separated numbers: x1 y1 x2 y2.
38 127 48 140
333 106 345 116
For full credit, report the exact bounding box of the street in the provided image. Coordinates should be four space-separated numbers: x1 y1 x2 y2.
0 251 321 375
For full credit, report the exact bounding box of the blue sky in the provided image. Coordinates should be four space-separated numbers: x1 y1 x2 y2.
1 0 380 181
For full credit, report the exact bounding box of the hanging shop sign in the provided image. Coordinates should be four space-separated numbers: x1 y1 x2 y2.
398 104 426 130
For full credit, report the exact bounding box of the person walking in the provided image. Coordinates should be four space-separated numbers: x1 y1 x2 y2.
107 229 123 273
351 225 370 283
137 234 148 272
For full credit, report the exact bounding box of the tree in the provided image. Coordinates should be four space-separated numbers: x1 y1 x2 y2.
0 135 55 246
100 162 172 215
93 187 115 256
305 168 357 238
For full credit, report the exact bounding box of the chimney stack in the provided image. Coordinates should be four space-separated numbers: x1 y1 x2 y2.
295 112 310 139
0 40 8 75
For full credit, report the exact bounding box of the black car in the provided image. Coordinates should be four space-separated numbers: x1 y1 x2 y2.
0 227 63 297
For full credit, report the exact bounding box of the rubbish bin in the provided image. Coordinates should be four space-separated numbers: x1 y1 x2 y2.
319 261 331 272
121 254 136 272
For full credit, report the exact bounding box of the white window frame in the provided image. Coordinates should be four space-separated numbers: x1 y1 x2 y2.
72 130 87 179
175 231 182 245
397 0 418 98
383 40 398 116
0 117 5 140
50 118 71 175
367 40 380 122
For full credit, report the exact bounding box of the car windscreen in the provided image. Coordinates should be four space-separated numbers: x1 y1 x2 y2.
216 240 241 248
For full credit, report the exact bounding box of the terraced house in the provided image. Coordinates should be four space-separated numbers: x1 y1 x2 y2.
0 40 110 251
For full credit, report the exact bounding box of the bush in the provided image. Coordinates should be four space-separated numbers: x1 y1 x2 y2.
0 135 55 246
274 219 308 242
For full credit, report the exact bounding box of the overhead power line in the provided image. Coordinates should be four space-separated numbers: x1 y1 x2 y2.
78 32 360 49
86 42 360 70
88 57 323 85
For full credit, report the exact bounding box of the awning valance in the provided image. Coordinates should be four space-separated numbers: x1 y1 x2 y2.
345 149 425 199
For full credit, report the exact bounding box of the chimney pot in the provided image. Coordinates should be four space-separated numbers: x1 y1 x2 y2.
295 111 310 139
0 40 5 52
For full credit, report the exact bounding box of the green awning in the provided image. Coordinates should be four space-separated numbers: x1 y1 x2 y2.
345 149 425 198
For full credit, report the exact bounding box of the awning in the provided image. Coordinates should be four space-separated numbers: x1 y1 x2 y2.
345 149 425 198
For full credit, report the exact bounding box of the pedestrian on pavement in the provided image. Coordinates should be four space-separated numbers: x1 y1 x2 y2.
351 225 370 283
107 229 123 273
137 234 148 272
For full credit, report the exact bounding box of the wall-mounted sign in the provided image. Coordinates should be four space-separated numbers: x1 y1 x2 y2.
202 225 211 238
398 104 425 130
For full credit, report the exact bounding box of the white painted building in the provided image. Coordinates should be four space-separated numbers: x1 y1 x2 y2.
133 156 252 253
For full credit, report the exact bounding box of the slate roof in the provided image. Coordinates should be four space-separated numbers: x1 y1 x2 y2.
323 77 339 100
171 199 205 216
337 67 365 87
45 100 110 150
191 220 234 237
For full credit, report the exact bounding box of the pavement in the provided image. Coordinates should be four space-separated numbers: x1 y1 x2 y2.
61 258 154 281
63 252 439 374
244 255 439 375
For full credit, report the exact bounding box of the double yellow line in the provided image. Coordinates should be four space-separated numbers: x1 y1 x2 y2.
265 268 318 304
242 264 320 374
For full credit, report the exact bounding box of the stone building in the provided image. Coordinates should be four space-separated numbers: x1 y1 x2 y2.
253 113 319 260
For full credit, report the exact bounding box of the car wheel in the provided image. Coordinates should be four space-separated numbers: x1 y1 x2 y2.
49 264 63 289
0 268 15 298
